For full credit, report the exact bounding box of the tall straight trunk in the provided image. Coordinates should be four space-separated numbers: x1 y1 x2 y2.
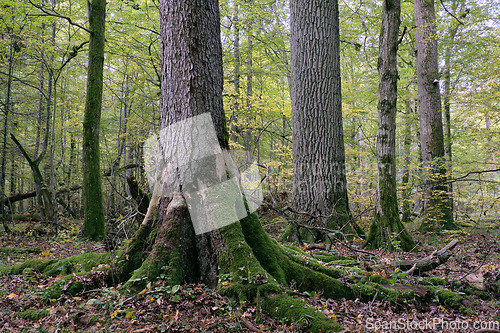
290 0 363 237
230 7 240 143
48 22 57 228
34 27 45 160
485 115 498 179
1 41 14 232
83 0 106 240
9 151 16 213
159 0 228 286
414 0 454 231
401 100 413 224
245 23 253 163
364 0 415 251
442 20 458 216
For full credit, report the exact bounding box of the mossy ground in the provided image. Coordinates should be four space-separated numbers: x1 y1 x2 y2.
0 217 498 331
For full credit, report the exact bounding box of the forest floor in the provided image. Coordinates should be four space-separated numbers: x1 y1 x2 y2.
0 217 499 332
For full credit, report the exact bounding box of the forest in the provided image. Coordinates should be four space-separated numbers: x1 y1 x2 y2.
0 0 499 331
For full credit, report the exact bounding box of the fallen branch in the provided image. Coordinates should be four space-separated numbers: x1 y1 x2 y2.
390 239 459 274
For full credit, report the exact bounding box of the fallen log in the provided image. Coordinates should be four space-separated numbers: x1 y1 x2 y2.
0 191 37 205
1 185 82 207
1 164 142 207
393 239 459 275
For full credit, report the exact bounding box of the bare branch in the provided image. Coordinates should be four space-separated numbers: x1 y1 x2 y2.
27 0 92 34
439 0 464 25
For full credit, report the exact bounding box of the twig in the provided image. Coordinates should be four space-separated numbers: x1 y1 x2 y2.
405 263 417 276
240 317 263 333
397 26 408 47
439 0 464 25
459 243 494 282
27 0 92 34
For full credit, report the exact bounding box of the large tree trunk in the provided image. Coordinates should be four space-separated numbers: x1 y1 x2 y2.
289 0 363 238
414 0 454 232
364 0 415 251
82 0 106 240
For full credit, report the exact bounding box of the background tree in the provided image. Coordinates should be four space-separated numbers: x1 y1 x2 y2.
83 0 107 240
364 0 415 251
289 0 363 238
414 0 454 232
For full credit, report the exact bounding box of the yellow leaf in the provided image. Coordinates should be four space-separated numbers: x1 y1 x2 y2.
72 297 82 301
138 289 147 296
125 311 135 319
111 309 120 319
6 293 18 299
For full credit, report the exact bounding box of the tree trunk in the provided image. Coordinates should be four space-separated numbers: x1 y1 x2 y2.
364 0 415 251
401 100 413 224
10 134 55 226
245 21 253 163
442 16 459 217
230 6 240 144
289 0 363 238
1 40 15 232
82 0 107 240
414 0 454 231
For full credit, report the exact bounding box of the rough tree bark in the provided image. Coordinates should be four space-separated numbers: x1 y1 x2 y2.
414 0 454 231
82 0 106 240
289 0 364 238
364 0 415 251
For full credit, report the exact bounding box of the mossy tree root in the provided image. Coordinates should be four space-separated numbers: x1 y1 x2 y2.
363 212 416 252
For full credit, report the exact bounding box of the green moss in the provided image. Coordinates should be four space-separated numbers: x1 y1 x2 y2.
114 223 153 282
0 253 109 277
262 293 343 332
238 213 353 299
425 286 464 310
423 277 447 286
281 247 344 279
218 221 273 291
351 283 416 303
43 274 89 301
311 252 349 262
0 258 56 275
42 252 109 276
239 213 287 284
359 274 391 285
122 212 183 292
16 309 49 320
459 306 476 316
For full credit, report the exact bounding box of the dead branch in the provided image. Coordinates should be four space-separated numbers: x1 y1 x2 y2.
389 239 459 274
